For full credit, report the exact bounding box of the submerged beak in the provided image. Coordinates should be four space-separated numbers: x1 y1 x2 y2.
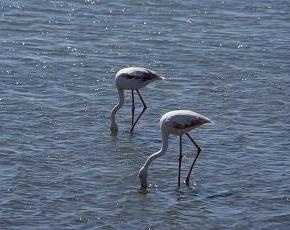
139 172 148 189
110 127 118 135
140 179 148 189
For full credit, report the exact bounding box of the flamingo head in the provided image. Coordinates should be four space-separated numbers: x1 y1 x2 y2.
110 122 118 134
138 167 148 189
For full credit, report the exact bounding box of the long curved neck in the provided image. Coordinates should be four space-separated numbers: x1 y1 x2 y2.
143 131 169 171
110 89 124 131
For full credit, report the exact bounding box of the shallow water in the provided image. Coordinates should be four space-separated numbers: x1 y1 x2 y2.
1 0 290 229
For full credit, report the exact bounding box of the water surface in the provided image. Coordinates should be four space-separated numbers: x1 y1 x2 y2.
1 0 290 229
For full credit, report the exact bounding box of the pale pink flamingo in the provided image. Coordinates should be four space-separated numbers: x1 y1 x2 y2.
110 67 164 133
138 110 212 189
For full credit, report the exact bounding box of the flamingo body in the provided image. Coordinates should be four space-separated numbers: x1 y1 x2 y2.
110 67 164 133
139 110 212 189
161 110 211 136
115 67 163 90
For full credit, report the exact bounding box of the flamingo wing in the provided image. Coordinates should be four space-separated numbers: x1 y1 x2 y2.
120 68 161 82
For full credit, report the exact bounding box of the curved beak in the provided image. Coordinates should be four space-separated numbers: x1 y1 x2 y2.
141 180 148 189
110 127 118 135
139 175 148 189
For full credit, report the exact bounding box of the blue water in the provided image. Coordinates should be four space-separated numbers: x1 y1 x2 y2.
1 0 290 229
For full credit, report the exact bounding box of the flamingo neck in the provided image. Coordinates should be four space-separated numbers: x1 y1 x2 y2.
139 131 169 189
110 89 124 132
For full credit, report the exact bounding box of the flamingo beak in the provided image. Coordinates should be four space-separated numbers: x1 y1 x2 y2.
110 127 118 134
140 179 148 189
139 171 148 189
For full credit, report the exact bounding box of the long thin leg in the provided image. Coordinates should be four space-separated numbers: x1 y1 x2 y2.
185 133 201 185
130 89 147 132
131 90 135 127
178 135 183 189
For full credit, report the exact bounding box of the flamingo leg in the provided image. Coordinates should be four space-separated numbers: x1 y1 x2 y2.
178 135 183 189
185 133 201 185
130 89 147 132
131 90 135 127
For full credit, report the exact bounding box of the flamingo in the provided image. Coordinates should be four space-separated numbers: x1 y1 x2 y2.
110 67 164 133
138 110 212 189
